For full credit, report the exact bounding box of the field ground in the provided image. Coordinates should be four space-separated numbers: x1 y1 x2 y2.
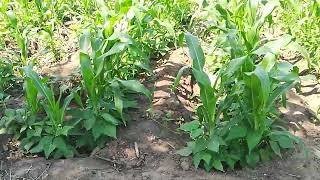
1 48 320 180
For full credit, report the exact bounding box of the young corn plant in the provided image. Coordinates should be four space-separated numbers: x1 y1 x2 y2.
176 0 305 171
73 28 151 149
280 0 319 71
18 66 77 158
0 58 15 96
6 10 28 66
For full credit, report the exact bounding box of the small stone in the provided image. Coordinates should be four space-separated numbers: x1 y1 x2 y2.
180 160 190 171
2 145 8 151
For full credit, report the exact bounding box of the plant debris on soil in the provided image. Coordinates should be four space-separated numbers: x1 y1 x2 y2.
1 48 320 180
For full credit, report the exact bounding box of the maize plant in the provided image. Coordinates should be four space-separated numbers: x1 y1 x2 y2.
176 0 305 171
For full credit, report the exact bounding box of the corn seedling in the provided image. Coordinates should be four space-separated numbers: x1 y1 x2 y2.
175 0 305 171
74 27 151 148
6 10 29 66
19 66 76 158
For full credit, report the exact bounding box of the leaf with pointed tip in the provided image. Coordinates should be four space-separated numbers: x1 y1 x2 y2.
117 79 152 100
185 33 205 71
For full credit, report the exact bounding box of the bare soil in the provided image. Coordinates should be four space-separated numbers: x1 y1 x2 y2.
1 48 320 180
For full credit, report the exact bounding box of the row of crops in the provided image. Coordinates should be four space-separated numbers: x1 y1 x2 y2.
0 0 319 172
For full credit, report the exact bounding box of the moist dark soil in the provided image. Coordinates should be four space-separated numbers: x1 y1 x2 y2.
0 48 320 180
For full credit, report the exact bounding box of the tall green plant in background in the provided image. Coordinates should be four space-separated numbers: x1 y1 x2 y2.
5 10 29 65
176 0 304 171
280 0 320 71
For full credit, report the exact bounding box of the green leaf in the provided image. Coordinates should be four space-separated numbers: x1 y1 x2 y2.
80 30 91 53
101 113 120 125
252 66 270 103
258 0 279 24
246 130 262 152
207 139 219 152
112 82 124 124
224 56 247 77
215 4 229 20
259 149 271 162
185 33 205 72
207 136 224 152
192 68 211 86
53 136 74 158
267 81 296 110
193 138 207 153
178 33 184 47
117 79 151 100
115 0 132 13
287 41 311 68
84 115 96 130
176 146 193 156
80 52 98 106
30 135 56 159
191 128 204 139
20 137 37 151
92 121 117 140
34 126 43 137
258 53 276 72
269 140 281 157
226 125 247 141
6 10 17 29
212 159 224 172
193 151 211 168
178 120 200 132
172 66 189 90
246 151 260 167
198 83 216 124
22 66 54 106
56 126 73 136
226 154 239 170
103 42 128 57
274 135 294 149
254 34 292 55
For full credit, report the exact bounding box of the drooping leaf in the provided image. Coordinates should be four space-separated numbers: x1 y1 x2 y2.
269 140 281 157
258 53 276 72
101 113 120 125
103 42 128 57
22 66 54 106
117 79 152 100
172 66 189 90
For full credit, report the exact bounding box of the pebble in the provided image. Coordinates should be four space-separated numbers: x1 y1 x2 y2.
180 160 190 171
